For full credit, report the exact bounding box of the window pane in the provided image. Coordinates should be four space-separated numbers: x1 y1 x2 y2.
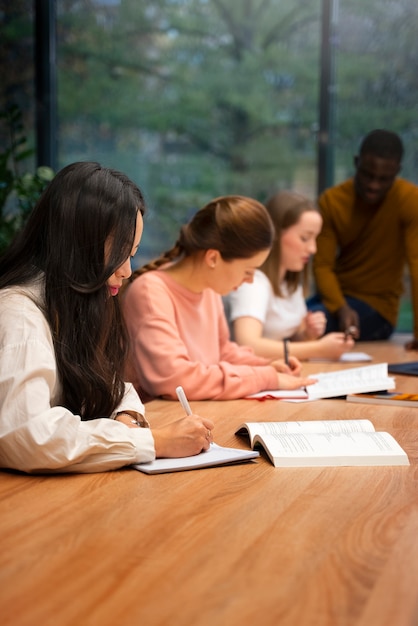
57 0 322 261
334 0 418 332
0 0 35 167
334 0 418 185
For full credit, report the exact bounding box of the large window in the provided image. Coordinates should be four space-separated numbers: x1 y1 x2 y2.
334 0 418 183
54 0 418 261
56 0 323 259
1 0 417 328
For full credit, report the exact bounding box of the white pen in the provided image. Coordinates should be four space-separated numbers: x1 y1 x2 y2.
176 385 192 416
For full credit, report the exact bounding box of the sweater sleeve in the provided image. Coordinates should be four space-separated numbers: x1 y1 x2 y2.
0 291 155 474
123 274 278 400
313 188 349 313
401 183 418 339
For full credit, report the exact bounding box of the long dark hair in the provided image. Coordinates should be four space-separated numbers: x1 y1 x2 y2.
0 161 146 419
130 195 274 278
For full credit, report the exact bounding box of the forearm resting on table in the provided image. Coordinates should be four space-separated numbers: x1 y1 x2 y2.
233 317 286 359
234 319 326 361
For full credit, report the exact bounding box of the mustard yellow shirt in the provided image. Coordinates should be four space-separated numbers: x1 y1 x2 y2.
313 177 418 337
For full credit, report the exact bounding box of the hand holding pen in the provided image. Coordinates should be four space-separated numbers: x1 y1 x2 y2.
271 339 302 376
176 386 214 447
344 325 359 341
337 304 360 340
150 387 214 457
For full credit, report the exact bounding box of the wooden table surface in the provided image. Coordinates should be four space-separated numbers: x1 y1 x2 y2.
1 337 418 626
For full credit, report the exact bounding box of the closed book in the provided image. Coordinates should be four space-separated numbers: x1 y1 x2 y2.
347 391 418 408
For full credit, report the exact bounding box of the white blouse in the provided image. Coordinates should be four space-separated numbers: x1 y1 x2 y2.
0 280 154 473
226 270 307 340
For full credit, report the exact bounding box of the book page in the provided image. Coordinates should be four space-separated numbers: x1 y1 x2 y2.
237 419 375 446
306 363 394 399
253 431 409 467
246 364 394 401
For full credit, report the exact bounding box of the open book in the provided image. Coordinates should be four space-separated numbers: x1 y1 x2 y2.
246 363 395 401
236 419 409 467
132 443 259 474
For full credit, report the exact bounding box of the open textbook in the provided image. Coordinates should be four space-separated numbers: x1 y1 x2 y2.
132 443 259 474
236 419 409 467
246 363 395 401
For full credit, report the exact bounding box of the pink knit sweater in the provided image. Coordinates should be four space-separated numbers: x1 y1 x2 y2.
122 270 278 400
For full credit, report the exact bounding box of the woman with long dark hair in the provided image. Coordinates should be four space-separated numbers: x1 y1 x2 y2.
0 161 213 473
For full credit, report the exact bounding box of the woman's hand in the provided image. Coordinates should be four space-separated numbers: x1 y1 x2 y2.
116 411 215 458
270 355 302 376
276 373 317 390
316 332 355 359
152 414 215 458
304 311 326 339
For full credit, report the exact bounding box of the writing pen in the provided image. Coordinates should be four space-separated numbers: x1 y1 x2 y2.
175 385 192 416
176 385 214 447
283 338 290 366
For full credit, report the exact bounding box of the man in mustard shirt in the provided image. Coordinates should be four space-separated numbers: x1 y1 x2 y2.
308 129 418 349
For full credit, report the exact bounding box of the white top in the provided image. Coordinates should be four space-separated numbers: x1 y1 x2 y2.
0 280 154 474
226 270 307 340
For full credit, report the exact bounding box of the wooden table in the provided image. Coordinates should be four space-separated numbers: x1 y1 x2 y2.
1 337 418 626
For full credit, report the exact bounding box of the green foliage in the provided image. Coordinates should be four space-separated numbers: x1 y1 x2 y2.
50 0 418 256
334 0 418 179
0 104 54 255
56 0 321 257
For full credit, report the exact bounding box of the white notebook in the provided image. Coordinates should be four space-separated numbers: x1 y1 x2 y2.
132 443 259 474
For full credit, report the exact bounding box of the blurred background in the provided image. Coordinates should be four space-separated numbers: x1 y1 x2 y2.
1 0 417 328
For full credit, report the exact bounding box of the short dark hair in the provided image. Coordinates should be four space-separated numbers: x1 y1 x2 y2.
359 129 404 163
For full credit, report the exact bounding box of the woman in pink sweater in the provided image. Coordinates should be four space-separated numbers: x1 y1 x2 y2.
122 196 316 400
